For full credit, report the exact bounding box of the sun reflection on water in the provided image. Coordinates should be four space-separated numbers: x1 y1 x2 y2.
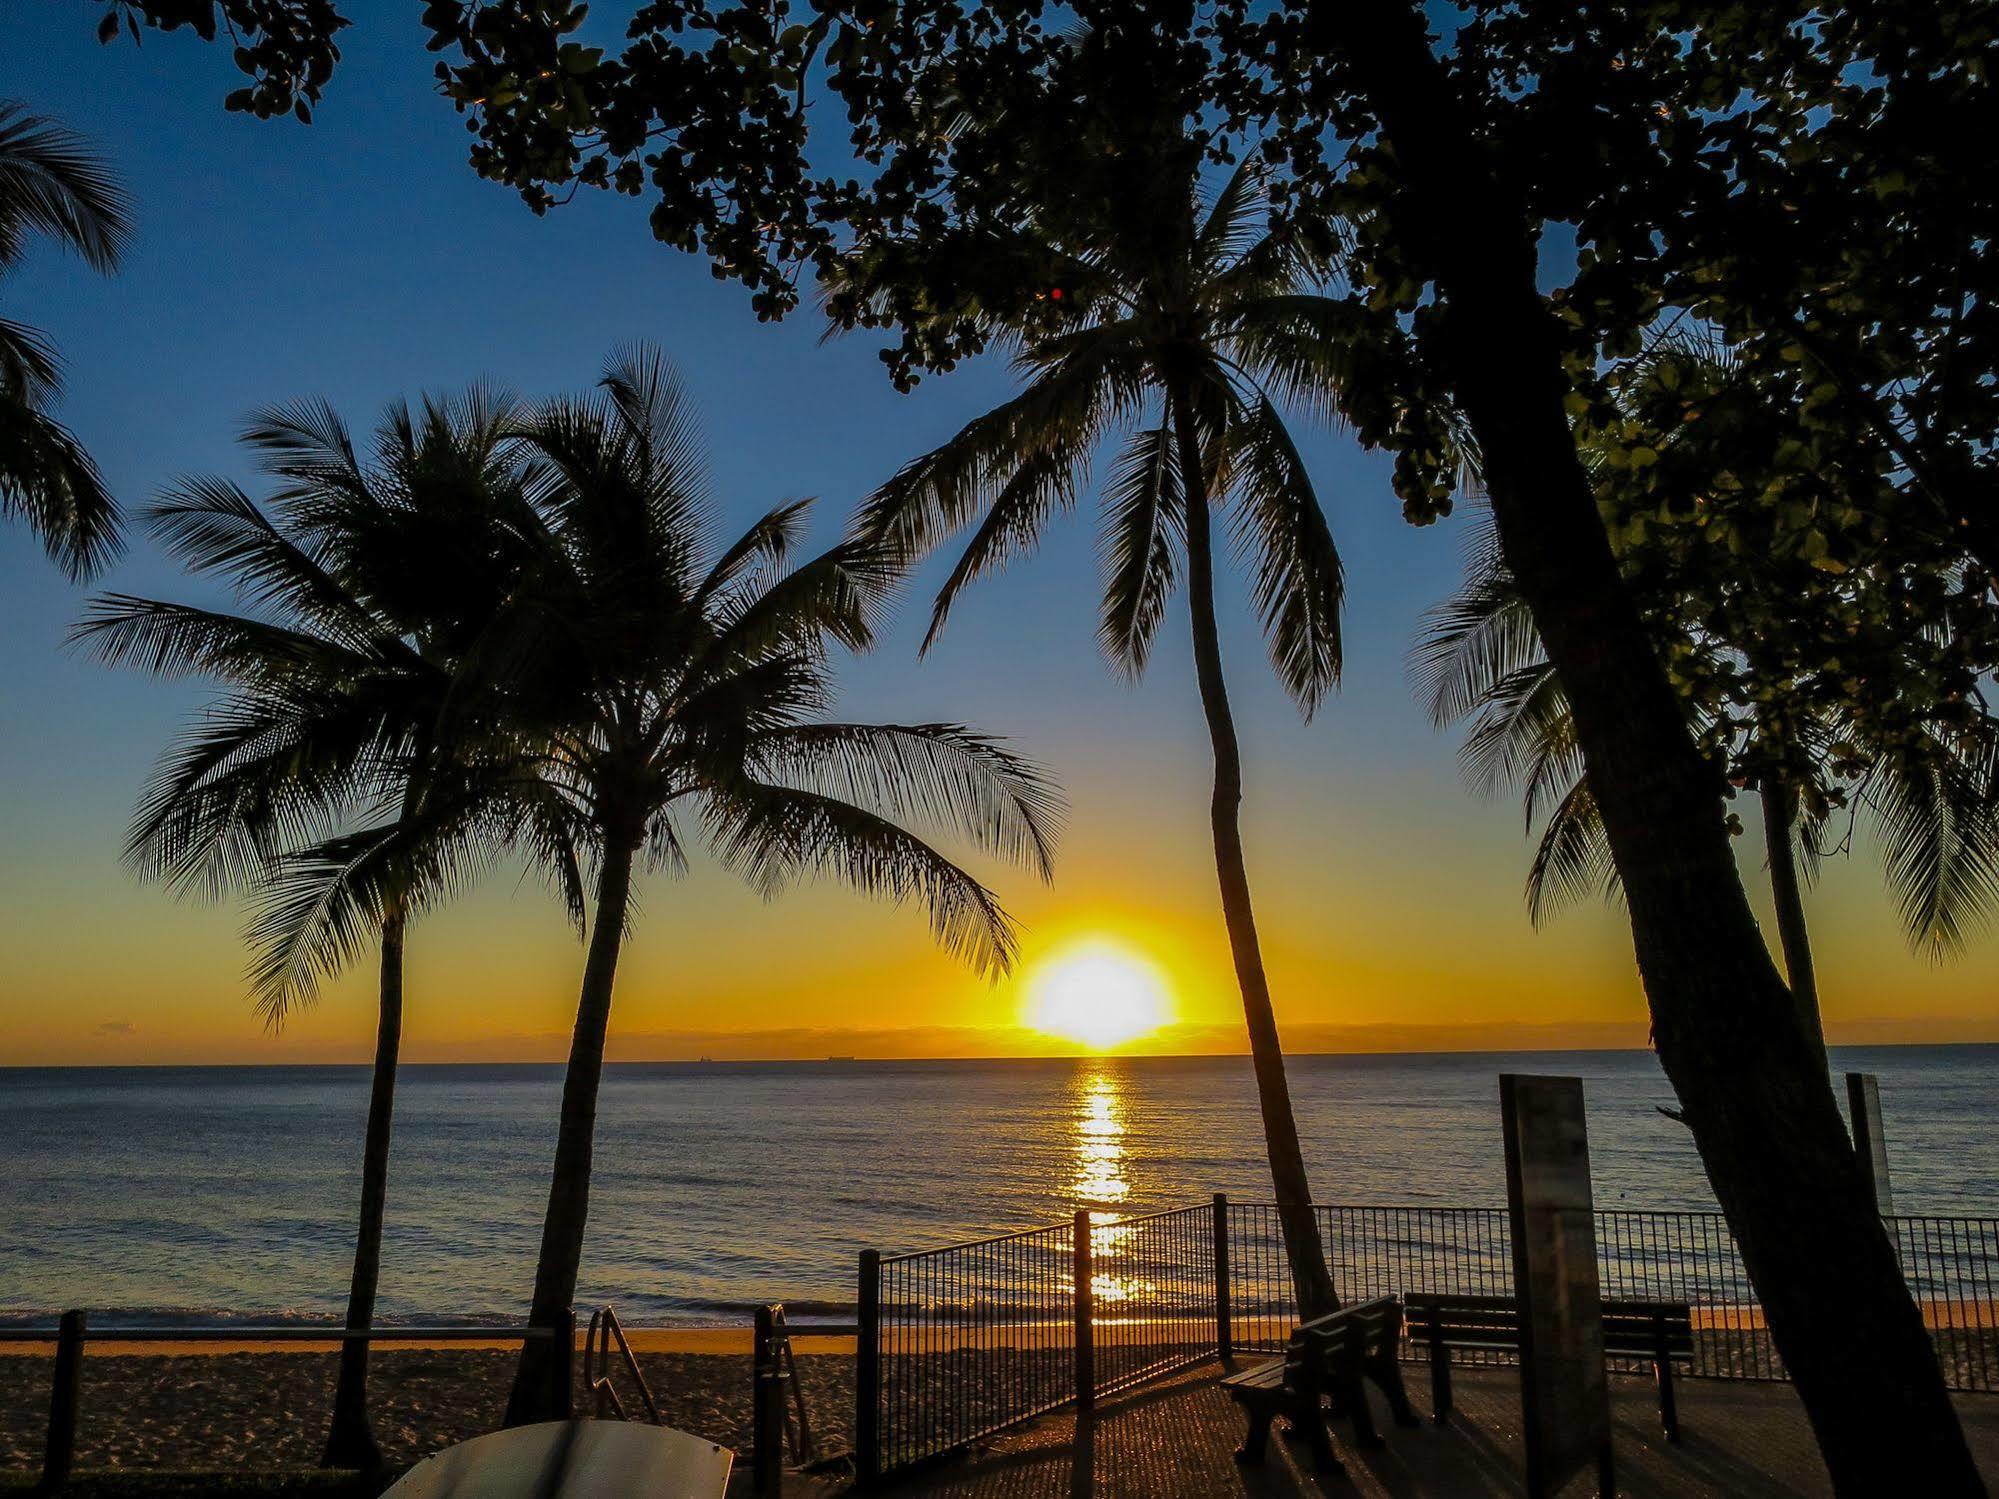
1069 1069 1150 1304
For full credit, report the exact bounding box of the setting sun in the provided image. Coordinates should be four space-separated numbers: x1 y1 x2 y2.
1026 942 1171 1049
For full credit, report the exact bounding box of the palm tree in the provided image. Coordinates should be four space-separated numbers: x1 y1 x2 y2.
827 108 1348 1313
1 101 127 577
75 389 577 1470
501 349 1063 1421
1413 513 1999 1059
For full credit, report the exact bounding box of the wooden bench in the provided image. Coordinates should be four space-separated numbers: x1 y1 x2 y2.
1221 1296 1421 1473
1403 1292 1695 1441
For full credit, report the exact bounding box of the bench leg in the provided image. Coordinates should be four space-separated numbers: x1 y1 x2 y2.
1429 1336 1453 1425
1286 1401 1344 1477
1338 1373 1385 1450
1368 1348 1421 1428
1656 1356 1680 1444
1235 1402 1275 1467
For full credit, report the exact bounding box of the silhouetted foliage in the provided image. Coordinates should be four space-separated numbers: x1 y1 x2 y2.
77 386 580 1469
0 100 128 577
99 1 348 120
499 347 1063 1422
83 0 1999 1482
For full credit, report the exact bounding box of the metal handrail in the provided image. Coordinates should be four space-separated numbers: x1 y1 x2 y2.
584 1304 661 1424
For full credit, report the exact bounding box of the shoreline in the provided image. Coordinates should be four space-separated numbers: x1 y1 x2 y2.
5 1300 1995 1357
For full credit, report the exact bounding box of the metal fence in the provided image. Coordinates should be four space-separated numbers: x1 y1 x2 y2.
1090 1203 1217 1396
1225 1202 1999 1387
856 1198 1999 1477
861 1218 1077 1474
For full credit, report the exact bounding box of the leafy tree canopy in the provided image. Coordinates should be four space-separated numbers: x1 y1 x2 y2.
101 0 1999 789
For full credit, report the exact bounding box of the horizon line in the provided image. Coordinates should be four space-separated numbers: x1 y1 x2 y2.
9 1036 1997 1070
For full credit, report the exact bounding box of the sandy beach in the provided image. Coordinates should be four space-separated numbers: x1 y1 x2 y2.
0 1346 855 1474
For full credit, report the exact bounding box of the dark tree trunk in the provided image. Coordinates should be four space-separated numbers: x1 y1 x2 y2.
505 834 638 1426
1312 7 1978 1491
1169 382 1340 1322
1760 778 1827 1065
319 912 404 1471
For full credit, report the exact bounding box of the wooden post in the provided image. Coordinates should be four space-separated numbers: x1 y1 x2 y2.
1212 1192 1233 1362
752 1305 782 1496
38 1309 85 1495
1845 1073 1893 1215
1502 1075 1613 1499
855 1250 882 1483
1073 1209 1095 1412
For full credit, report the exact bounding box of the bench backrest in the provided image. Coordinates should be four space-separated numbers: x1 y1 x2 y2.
1297 1295 1402 1366
1403 1292 1694 1360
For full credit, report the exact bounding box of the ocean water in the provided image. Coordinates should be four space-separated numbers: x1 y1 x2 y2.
1 1047 1993 1328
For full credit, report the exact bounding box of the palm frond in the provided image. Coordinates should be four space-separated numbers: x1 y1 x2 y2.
750 721 1063 878
0 101 130 272
922 440 1081 653
71 595 390 688
1222 395 1343 716
694 497 813 607
1410 561 1543 730
1525 778 1620 926
0 316 62 406
704 780 1021 977
244 810 501 1025
854 330 1133 564
1871 733 1999 959
0 390 121 576
144 477 392 651
1097 424 1182 680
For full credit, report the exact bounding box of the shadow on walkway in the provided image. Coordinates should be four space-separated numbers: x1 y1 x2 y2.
873 1361 1999 1498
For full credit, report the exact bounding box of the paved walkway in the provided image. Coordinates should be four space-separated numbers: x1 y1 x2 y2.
817 1362 1999 1497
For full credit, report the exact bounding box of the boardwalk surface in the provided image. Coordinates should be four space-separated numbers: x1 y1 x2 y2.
819 1362 1999 1497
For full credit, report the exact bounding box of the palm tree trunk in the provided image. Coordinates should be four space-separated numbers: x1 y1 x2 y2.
1168 382 1340 1323
505 832 639 1426
319 912 405 1470
1761 778 1827 1065
1311 6 1978 1489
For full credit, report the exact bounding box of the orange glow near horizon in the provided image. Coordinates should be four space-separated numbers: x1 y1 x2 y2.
1025 940 1172 1050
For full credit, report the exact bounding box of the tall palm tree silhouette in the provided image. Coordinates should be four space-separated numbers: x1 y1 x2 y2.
77 389 578 1468
829 113 1348 1313
501 349 1064 1420
0 101 128 578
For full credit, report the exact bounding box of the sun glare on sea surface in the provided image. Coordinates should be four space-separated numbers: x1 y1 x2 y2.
1026 942 1170 1049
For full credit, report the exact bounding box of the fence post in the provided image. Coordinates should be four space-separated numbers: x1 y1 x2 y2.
38 1308 85 1495
1073 1209 1095 1412
1212 1193 1233 1362
752 1305 782 1495
856 1250 882 1483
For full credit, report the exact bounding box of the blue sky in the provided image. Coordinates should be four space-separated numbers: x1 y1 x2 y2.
3 2 1992 1063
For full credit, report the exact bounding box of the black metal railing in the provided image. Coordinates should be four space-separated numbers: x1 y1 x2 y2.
1090 1203 1217 1396
861 1217 1079 1475
856 1198 1999 1477
1224 1202 1999 1388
